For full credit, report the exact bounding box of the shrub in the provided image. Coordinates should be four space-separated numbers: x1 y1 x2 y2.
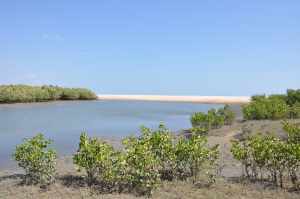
13 134 57 186
251 94 266 101
191 112 208 129
288 102 300 119
75 88 98 100
175 134 219 184
243 89 300 121
218 105 236 125
231 140 252 177
61 88 81 100
42 85 63 100
242 99 269 120
190 127 208 136
231 122 300 189
139 124 176 180
207 109 225 129
243 97 289 120
287 89 300 106
73 133 116 186
123 135 161 196
269 94 288 102
73 124 220 196
191 105 235 130
0 84 97 104
282 121 300 144
266 98 289 120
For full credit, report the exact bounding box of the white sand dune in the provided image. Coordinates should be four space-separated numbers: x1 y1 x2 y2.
97 95 251 104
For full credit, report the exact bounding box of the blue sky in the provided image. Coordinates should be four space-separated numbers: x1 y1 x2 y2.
0 0 299 96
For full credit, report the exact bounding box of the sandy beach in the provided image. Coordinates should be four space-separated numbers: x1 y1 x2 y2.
97 95 251 104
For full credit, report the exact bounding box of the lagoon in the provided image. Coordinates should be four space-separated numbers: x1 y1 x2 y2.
0 101 222 169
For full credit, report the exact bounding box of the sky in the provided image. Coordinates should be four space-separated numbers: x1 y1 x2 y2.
0 0 299 96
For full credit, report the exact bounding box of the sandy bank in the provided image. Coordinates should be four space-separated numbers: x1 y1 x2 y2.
97 95 251 104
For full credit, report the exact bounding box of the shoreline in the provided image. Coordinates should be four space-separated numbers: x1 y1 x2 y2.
0 95 251 106
97 95 251 104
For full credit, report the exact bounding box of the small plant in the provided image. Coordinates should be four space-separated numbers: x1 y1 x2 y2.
175 134 219 184
123 136 161 196
282 121 300 144
73 133 116 186
13 134 57 186
218 104 236 125
191 105 235 131
288 102 300 119
140 124 176 180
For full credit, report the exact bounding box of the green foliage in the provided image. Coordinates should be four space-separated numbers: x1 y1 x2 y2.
282 121 300 144
73 124 220 196
242 99 268 120
0 85 97 104
190 127 208 136
175 134 219 184
231 122 300 189
122 133 161 196
13 134 57 186
287 89 300 106
269 94 288 102
243 89 300 120
218 104 236 125
73 133 116 186
266 98 289 119
140 124 176 180
61 88 81 100
288 102 300 119
191 105 235 131
251 95 266 101
243 96 289 120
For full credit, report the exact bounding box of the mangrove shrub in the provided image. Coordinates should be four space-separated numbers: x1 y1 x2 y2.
0 85 97 103
14 134 57 186
231 122 300 189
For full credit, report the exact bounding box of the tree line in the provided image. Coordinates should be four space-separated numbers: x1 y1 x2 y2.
0 85 97 104
243 89 300 120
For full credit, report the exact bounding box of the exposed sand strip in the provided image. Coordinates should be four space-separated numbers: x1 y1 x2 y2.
97 95 251 104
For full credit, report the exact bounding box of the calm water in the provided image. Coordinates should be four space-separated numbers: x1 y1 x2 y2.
0 101 221 169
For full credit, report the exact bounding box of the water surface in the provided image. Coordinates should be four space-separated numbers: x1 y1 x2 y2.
0 101 221 169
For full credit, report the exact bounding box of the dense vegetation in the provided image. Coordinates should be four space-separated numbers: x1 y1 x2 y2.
243 89 300 120
73 124 219 195
14 124 219 196
13 134 57 186
231 121 300 189
0 85 97 104
190 105 235 134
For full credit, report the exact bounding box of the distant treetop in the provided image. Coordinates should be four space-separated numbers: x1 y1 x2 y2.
0 84 97 104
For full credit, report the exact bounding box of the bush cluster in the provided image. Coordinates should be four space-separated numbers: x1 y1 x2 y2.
231 122 300 189
243 89 300 120
191 105 235 132
73 124 219 196
0 85 97 104
13 125 219 195
13 134 57 186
